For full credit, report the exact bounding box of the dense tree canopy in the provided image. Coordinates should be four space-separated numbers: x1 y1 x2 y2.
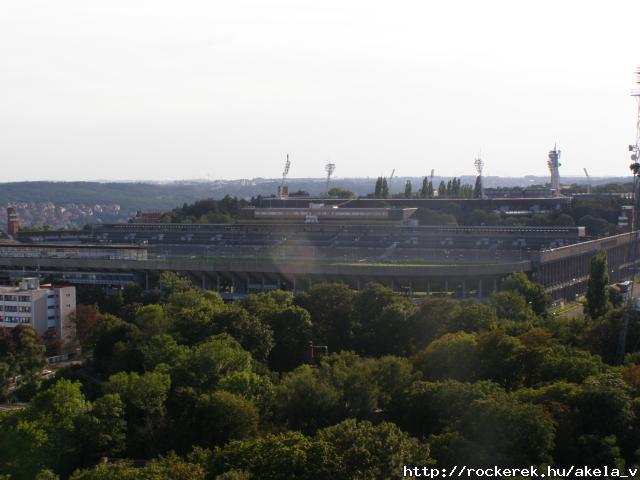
3 272 640 478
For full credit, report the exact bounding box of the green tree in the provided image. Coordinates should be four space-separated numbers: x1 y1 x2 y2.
315 419 432 479
0 379 113 478
437 181 446 197
275 364 341 432
69 457 205 480
404 180 412 198
215 431 339 480
0 325 46 401
501 272 551 316
91 314 142 377
191 390 259 447
212 305 274 361
74 394 127 465
218 371 275 416
164 289 224 344
585 251 610 319
295 283 357 352
172 335 253 392
374 177 383 197
420 177 428 198
412 332 478 381
427 180 434 197
473 176 482 198
490 290 535 322
265 306 313 372
103 371 171 419
554 213 576 226
327 187 355 198
159 272 193 297
390 380 504 438
67 304 99 352
381 177 389 198
242 290 294 319
456 395 556 466
139 334 189 372
408 297 459 349
133 304 170 336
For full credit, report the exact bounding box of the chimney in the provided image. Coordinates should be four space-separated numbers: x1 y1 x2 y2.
7 207 19 238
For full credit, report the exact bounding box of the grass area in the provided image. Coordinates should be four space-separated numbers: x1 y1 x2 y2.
550 298 585 316
152 256 511 269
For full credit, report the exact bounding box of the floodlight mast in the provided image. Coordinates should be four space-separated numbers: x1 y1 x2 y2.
474 155 485 199
281 154 291 188
325 163 336 196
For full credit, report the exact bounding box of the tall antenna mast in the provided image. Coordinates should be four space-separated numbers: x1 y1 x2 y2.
324 163 336 196
547 145 561 195
632 67 640 168
616 66 640 365
474 154 485 199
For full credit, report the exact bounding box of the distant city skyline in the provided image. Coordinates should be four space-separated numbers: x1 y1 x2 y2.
1 0 639 181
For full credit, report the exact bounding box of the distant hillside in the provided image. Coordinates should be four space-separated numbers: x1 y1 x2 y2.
0 176 630 229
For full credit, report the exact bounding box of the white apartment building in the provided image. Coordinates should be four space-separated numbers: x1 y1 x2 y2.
0 278 76 351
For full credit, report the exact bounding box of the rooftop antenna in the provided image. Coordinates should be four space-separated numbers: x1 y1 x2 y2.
547 144 561 195
474 154 485 199
583 168 592 194
324 163 336 196
616 66 640 365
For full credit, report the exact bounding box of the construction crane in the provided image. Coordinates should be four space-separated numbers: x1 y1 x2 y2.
387 169 395 195
583 168 592 194
325 163 336 196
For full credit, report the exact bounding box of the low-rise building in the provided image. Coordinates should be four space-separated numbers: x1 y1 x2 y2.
0 278 76 352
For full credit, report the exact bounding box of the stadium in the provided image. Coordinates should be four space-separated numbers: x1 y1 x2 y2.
0 196 633 303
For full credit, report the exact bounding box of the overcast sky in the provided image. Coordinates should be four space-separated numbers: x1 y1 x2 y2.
1 0 639 182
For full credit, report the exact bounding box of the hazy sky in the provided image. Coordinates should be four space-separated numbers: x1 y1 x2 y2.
1 0 639 181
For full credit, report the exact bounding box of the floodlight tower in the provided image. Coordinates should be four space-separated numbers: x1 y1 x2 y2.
474 155 485 199
277 154 291 199
281 154 291 188
324 163 336 196
616 67 640 365
547 145 561 195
